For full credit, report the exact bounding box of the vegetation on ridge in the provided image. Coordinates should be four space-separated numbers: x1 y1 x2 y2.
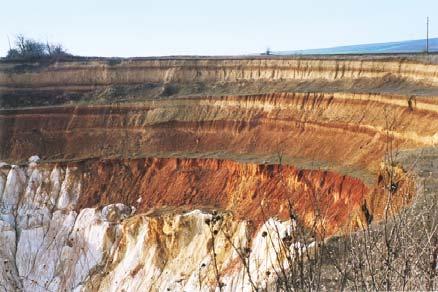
4 35 71 60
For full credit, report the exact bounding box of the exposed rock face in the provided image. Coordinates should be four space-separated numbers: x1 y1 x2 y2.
0 56 434 291
2 56 438 89
1 93 438 176
2 55 438 108
89 211 295 291
0 156 414 291
0 159 327 291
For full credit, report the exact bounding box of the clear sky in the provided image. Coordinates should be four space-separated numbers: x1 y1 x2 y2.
1 0 437 57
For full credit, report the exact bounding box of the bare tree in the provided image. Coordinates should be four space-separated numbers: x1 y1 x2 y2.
5 35 70 60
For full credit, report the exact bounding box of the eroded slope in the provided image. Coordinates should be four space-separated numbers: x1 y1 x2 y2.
1 92 438 179
0 56 436 291
0 155 414 291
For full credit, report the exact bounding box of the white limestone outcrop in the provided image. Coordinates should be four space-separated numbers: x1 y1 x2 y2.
0 158 308 291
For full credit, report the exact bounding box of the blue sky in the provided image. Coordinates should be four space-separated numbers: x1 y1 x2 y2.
1 0 437 57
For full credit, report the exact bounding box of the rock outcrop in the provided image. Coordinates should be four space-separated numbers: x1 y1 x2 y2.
0 159 329 291
2 56 438 89
1 93 438 177
0 55 435 291
0 156 415 291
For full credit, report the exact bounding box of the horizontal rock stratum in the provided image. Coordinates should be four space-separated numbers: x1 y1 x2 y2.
2 56 438 88
0 55 436 291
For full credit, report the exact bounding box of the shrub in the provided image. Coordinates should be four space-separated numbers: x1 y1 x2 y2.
4 35 71 60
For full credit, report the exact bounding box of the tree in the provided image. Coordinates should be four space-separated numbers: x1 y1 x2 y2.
5 35 70 60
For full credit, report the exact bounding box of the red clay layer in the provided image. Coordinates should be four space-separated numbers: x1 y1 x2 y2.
44 157 413 236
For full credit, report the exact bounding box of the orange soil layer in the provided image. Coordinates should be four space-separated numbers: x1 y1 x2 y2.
46 157 412 235
1 93 438 174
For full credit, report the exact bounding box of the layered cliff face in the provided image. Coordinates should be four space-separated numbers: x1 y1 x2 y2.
0 156 413 291
2 55 438 108
2 93 438 174
0 56 436 291
2 56 438 89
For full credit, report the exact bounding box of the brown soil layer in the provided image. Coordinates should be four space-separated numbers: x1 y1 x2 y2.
1 93 437 178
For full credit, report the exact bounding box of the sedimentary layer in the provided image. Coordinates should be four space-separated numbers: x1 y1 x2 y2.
2 56 438 88
0 56 435 291
1 92 437 179
2 55 438 107
0 155 413 291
